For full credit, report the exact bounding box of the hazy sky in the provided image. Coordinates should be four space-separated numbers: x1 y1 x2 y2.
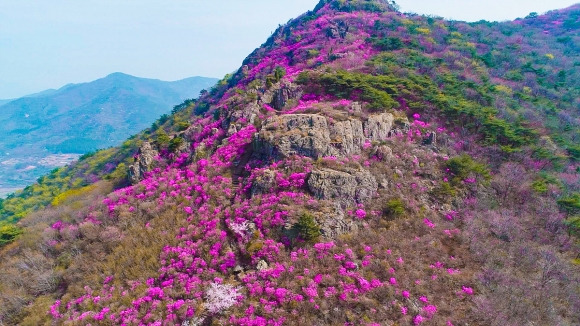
0 0 577 99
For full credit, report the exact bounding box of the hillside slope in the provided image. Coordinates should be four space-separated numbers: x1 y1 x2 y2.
0 0 579 325
0 73 218 196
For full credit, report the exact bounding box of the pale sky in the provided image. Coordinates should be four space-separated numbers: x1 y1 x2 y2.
0 0 577 99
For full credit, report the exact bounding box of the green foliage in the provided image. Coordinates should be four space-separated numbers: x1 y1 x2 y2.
368 36 403 51
307 49 320 58
174 119 190 132
171 99 196 114
297 70 399 110
51 184 97 207
558 193 580 214
0 138 139 225
445 154 491 185
504 70 524 81
194 102 210 116
367 47 539 147
266 66 287 88
105 163 128 183
155 130 171 149
430 182 457 200
532 173 561 193
295 213 321 242
319 0 394 13
274 66 286 81
0 224 22 246
79 151 97 161
566 145 580 161
532 179 549 193
169 137 185 153
383 198 406 217
564 216 580 236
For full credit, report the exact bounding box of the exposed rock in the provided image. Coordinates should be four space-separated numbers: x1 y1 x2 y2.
256 260 269 271
307 168 378 206
233 265 244 274
326 21 349 39
227 123 239 136
254 114 337 159
394 168 404 178
422 132 436 146
374 145 393 162
184 124 203 140
378 178 389 189
389 115 411 136
128 142 159 184
319 204 358 238
350 102 363 113
255 113 396 160
194 142 207 158
364 113 394 141
329 118 365 156
272 85 302 110
229 101 260 132
261 83 302 110
251 169 278 196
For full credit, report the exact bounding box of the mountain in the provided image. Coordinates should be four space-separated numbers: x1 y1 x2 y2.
0 73 218 196
1 1 579 325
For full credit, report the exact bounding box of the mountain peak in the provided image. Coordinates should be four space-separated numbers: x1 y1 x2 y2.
314 0 397 13
105 72 134 79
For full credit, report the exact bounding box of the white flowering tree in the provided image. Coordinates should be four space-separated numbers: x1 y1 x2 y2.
205 282 241 314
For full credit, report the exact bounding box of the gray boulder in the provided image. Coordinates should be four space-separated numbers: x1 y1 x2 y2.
254 114 337 159
329 119 365 156
254 113 396 160
261 83 302 110
128 142 159 184
307 168 377 206
364 113 394 141
319 204 358 238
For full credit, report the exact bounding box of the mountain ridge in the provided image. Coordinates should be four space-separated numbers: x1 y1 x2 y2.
0 73 218 197
0 1 579 325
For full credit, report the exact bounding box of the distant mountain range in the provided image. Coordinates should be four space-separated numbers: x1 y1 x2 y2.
0 73 218 196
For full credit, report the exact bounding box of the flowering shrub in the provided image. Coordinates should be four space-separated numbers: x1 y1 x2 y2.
205 282 242 314
2 1 580 326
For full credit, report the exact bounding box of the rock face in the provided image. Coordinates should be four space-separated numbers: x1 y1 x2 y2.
307 168 378 206
251 169 278 196
364 113 394 140
329 119 365 156
326 21 349 39
128 142 159 184
254 112 396 160
254 114 335 159
319 204 358 238
261 83 302 110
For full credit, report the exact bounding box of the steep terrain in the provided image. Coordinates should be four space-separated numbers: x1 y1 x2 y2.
0 73 217 196
1 0 579 325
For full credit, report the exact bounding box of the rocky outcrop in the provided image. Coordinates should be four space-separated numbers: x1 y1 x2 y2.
422 132 436 146
251 169 278 196
261 83 302 110
319 204 358 238
254 112 396 160
307 168 378 206
364 113 394 141
254 114 336 159
373 145 393 162
329 119 365 155
128 142 159 184
225 102 261 136
326 21 349 39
